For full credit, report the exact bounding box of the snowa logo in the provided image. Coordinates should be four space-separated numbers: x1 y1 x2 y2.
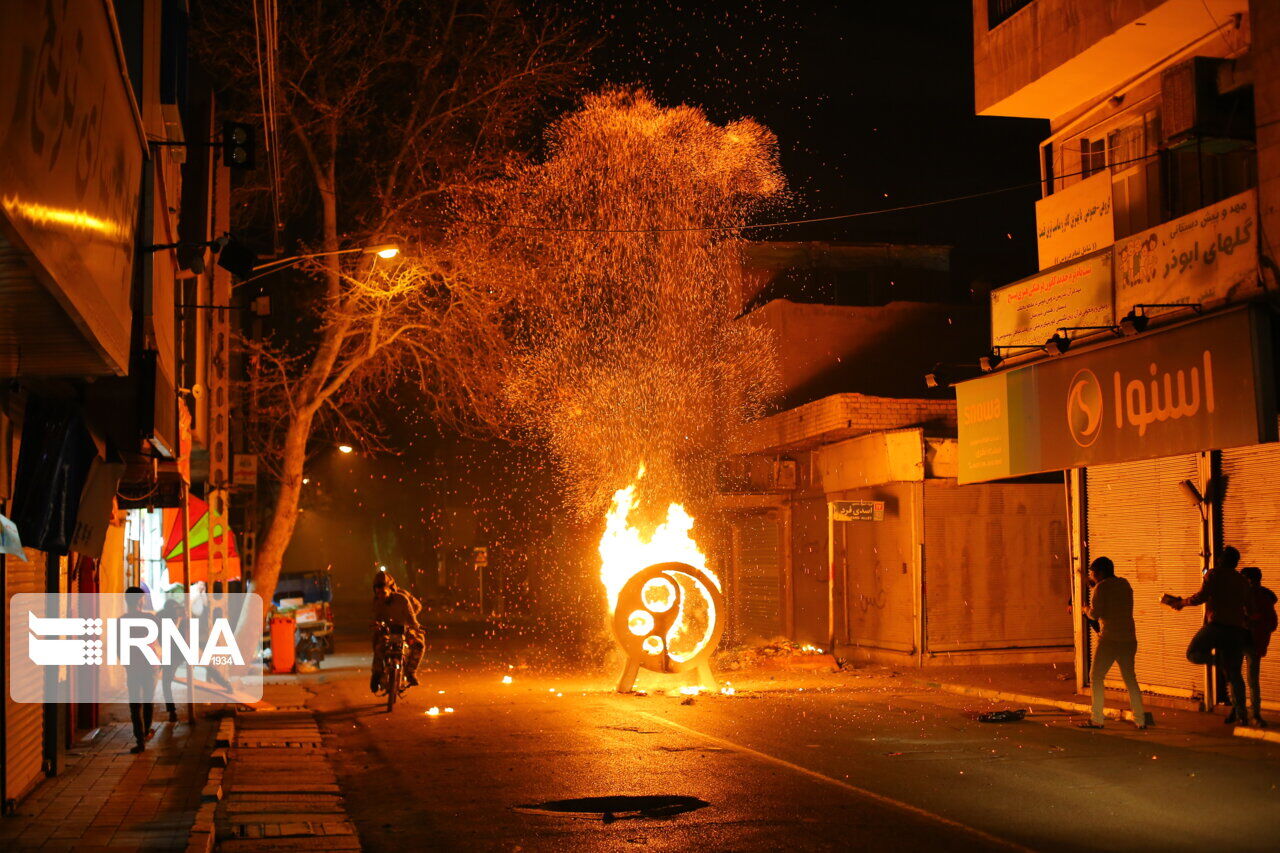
1066 368 1104 448
27 613 244 667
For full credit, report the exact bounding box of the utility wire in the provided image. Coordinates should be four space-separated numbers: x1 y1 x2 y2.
452 151 1161 236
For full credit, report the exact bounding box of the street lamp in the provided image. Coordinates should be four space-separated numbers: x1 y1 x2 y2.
251 242 402 275
337 444 354 454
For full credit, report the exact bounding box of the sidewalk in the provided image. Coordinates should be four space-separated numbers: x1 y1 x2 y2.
0 714 216 851
212 683 360 852
912 661 1280 742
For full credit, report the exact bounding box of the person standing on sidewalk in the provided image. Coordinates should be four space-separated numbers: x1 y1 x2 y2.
1163 546 1252 726
1240 566 1277 727
124 587 159 753
158 597 185 722
1079 557 1147 730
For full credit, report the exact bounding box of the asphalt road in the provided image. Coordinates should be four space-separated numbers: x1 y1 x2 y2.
303 637 1280 852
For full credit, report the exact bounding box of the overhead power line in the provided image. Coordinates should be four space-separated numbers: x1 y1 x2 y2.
451 151 1160 235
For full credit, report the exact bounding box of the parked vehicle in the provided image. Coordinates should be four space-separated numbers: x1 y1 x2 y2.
272 567 336 665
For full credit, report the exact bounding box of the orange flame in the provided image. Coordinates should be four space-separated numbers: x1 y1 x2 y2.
598 465 718 613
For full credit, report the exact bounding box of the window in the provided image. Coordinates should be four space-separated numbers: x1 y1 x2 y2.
1109 111 1162 239
989 0 1034 29
1080 139 1107 178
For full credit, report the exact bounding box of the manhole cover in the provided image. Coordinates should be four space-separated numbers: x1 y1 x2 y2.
513 795 709 822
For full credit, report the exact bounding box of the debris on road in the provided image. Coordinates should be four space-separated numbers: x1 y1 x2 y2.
977 709 1028 723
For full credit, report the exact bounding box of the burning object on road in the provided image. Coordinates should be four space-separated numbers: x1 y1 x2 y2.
600 470 725 694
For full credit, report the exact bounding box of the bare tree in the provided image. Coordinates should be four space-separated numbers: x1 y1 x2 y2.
198 0 585 606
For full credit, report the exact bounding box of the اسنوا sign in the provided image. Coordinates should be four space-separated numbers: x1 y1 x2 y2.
831 501 884 522
956 306 1276 484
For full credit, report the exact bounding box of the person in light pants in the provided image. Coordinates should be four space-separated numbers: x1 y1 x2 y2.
1080 557 1147 730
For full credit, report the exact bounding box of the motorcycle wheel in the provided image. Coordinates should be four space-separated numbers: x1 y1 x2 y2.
386 662 401 712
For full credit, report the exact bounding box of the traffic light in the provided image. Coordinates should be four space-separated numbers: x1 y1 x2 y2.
221 121 255 169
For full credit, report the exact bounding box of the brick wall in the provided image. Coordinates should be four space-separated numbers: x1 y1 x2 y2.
739 393 957 454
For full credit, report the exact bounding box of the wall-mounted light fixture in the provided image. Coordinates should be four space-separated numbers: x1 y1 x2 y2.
924 362 980 388
1119 303 1202 336
980 344 1041 372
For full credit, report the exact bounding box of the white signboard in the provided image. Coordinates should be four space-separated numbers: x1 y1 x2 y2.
1115 189 1258 317
1036 173 1115 270
990 251 1114 348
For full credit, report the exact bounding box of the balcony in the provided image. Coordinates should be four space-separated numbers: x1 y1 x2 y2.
974 0 1247 120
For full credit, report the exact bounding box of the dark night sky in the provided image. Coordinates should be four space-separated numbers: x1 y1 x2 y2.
288 2 1055 584
565 0 1050 280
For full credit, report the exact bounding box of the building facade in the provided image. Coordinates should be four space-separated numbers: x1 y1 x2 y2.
0 0 241 809
719 243 1072 663
962 0 1280 707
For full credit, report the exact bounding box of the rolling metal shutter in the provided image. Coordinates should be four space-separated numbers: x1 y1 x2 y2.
1086 456 1204 698
924 482 1072 652
735 514 782 641
1219 443 1280 707
5 548 46 803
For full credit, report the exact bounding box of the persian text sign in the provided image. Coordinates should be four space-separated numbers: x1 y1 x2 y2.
9 593 263 704
831 500 884 522
959 308 1274 483
0 3 144 374
1036 173 1114 269
990 251 1114 348
1115 189 1258 316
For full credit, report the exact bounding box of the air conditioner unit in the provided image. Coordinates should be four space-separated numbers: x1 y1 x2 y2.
1161 57 1229 145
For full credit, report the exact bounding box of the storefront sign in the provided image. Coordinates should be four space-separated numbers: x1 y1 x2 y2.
1115 189 1258 317
1036 173 1114 269
990 251 1114 348
831 500 884 522
958 308 1275 484
0 4 145 374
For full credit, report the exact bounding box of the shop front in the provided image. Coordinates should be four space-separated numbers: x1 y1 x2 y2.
958 305 1279 706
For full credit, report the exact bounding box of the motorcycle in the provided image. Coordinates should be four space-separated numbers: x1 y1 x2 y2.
374 621 409 711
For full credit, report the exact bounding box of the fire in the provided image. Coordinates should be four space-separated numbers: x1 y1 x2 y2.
598 466 718 613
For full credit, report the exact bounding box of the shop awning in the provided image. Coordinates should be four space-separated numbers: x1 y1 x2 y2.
162 493 241 584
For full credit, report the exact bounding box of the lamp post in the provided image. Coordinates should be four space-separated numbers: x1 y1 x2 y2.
238 243 401 286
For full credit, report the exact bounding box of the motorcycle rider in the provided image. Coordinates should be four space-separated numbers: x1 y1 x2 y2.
371 571 426 692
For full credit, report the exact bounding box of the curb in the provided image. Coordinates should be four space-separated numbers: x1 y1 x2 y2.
922 680 1144 724
1233 725 1280 744
185 715 233 853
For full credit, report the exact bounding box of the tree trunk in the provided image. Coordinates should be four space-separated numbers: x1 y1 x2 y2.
251 408 314 609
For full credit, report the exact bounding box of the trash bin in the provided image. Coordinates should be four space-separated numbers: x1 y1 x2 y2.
270 611 297 674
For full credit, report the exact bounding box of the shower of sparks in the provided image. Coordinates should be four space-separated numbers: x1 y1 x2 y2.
470 88 784 521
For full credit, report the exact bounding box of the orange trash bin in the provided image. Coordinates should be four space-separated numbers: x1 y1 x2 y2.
270 612 297 674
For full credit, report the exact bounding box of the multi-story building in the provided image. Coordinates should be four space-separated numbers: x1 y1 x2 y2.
960 0 1279 708
0 1 242 808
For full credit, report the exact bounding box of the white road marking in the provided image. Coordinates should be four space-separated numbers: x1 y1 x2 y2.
634 710 1034 853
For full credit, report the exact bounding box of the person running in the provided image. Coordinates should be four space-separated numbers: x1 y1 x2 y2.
1164 546 1252 726
1079 557 1147 730
1239 566 1277 727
